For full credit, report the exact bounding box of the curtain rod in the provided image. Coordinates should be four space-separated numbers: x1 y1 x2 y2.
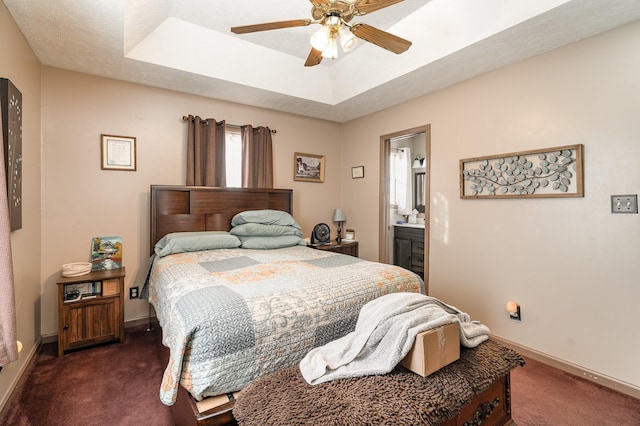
182 116 276 134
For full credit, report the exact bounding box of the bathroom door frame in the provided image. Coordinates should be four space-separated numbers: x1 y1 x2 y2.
379 124 431 293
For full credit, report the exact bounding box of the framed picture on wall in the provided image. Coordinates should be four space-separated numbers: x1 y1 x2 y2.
460 144 583 198
294 152 325 183
101 134 137 171
351 166 364 179
1 78 23 231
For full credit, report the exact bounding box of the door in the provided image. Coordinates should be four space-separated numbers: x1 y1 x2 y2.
379 125 431 292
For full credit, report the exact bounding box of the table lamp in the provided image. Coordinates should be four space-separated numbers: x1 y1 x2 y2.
333 208 346 243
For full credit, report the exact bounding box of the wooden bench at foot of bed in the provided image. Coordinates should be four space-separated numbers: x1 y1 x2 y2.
171 373 515 426
169 374 515 426
156 331 524 426
234 339 524 426
173 373 514 426
442 373 515 426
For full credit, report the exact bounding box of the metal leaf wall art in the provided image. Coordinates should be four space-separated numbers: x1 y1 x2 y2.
460 144 583 199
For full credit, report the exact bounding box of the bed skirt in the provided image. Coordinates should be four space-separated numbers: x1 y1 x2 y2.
233 339 525 425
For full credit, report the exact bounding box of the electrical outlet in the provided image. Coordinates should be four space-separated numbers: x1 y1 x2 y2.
611 194 638 214
129 286 139 299
509 306 521 321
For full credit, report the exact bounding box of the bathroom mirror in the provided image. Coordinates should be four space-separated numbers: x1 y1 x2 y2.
414 172 425 213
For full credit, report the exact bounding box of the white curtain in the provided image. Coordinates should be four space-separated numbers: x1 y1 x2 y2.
0 111 17 367
396 147 413 215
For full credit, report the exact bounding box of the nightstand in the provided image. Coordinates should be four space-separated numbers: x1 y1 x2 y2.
56 267 125 357
311 240 358 257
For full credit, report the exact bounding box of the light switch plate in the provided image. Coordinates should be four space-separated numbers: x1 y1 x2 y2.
611 194 638 214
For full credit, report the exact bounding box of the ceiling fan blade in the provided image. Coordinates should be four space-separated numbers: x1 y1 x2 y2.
351 23 411 54
304 48 323 67
309 0 331 7
355 0 404 14
231 19 312 34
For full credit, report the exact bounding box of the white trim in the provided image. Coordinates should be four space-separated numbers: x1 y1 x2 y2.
492 335 640 400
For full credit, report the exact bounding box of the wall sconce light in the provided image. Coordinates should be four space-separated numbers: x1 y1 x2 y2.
412 155 425 169
506 301 521 321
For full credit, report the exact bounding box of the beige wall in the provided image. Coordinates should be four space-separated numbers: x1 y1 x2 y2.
342 21 640 390
3 1 640 411
40 68 342 334
0 2 42 410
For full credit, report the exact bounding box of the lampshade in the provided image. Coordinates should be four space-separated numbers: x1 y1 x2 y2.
413 155 424 169
321 35 339 59
338 26 358 52
310 26 331 51
333 208 346 222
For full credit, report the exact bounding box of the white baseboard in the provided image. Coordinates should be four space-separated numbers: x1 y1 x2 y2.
492 335 640 400
125 316 156 329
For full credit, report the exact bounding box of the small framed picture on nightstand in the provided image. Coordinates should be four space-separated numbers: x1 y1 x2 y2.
91 236 123 271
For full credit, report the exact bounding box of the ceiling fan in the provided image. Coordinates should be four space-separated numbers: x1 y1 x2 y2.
230 0 412 67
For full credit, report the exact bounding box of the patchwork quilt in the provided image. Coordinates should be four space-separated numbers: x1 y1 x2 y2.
148 245 424 406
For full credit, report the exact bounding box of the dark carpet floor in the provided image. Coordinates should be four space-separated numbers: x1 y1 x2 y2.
2 325 639 425
2 325 173 426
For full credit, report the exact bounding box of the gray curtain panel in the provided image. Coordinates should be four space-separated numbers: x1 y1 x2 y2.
241 125 273 188
186 115 226 187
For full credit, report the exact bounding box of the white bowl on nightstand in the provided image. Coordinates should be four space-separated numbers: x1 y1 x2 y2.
61 262 92 277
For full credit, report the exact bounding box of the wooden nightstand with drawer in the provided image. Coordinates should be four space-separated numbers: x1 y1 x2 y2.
311 240 359 257
56 267 125 357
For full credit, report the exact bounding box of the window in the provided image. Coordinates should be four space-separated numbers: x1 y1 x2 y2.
390 148 410 211
390 150 399 206
225 127 242 187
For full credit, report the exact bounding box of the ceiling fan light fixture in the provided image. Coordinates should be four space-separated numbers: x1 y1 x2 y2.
321 35 339 59
338 26 358 52
310 25 331 51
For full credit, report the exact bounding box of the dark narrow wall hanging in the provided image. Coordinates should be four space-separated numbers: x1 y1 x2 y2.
0 78 22 231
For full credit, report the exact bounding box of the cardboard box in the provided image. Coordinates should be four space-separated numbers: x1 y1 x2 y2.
400 322 460 377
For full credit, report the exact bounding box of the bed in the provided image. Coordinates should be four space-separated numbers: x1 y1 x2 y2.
149 185 524 426
147 185 426 424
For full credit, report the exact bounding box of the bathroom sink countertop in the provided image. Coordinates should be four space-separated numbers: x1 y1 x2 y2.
394 223 425 229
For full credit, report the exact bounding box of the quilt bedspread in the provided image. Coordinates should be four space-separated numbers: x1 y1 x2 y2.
148 245 424 406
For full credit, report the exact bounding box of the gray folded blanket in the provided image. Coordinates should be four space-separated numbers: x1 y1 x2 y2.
299 292 490 385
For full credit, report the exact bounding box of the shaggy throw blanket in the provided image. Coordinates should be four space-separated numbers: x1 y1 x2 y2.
299 292 490 385
234 339 525 426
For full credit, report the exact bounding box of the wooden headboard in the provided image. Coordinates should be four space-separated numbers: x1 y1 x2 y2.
149 185 293 255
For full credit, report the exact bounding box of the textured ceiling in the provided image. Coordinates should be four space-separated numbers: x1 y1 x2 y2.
4 0 640 123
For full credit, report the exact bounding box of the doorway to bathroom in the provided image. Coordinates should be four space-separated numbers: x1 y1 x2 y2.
378 125 430 291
